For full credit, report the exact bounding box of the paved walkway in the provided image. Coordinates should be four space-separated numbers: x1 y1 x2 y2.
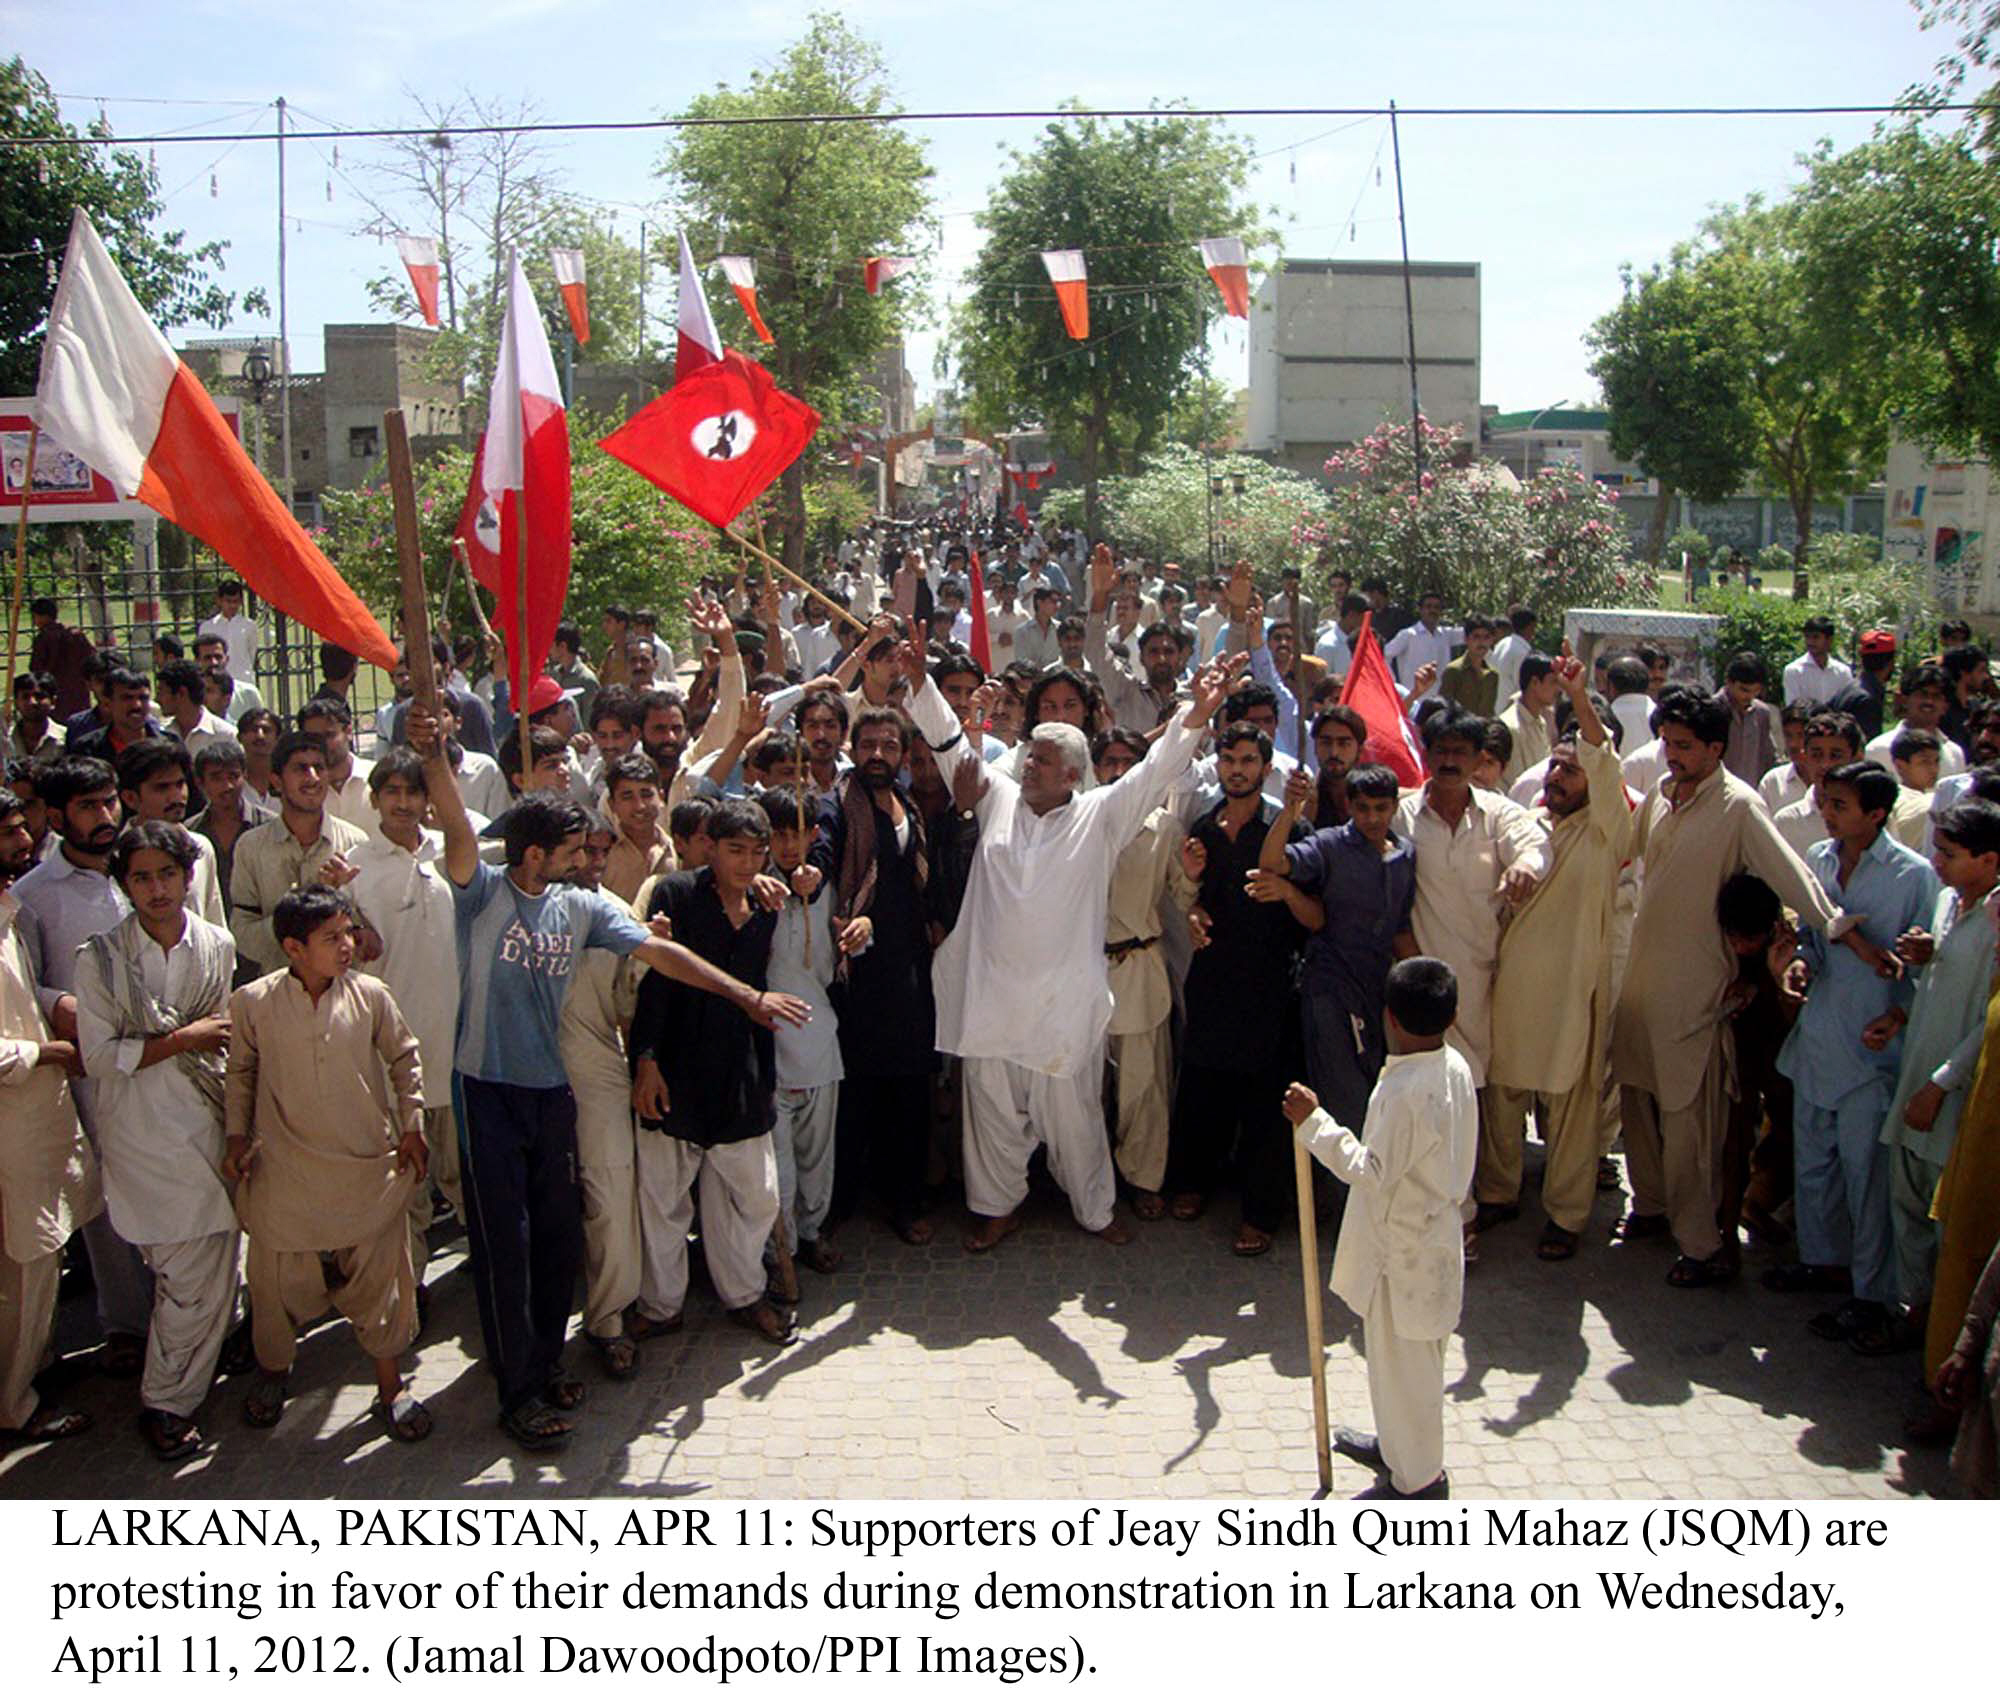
0 1148 1952 1501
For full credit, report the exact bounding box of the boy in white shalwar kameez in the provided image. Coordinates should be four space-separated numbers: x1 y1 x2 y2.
1286 956 1477 1499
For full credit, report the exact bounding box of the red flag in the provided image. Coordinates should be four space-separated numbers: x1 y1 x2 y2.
863 255 916 294
1197 236 1250 318
1040 249 1089 339
36 210 395 667
675 231 723 379
551 247 590 344
967 547 992 672
396 233 441 327
1338 613 1426 787
598 349 819 531
476 253 571 705
454 432 502 579
717 255 775 344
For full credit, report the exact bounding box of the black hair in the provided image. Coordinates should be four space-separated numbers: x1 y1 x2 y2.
1055 614 1086 642
270 730 328 778
1803 711 1863 757
1138 621 1180 655
206 669 234 701
152 631 185 660
1891 726 1944 764
193 629 227 654
1943 645 1989 686
1653 690 1731 750
1723 651 1769 687
756 789 807 833
706 796 772 845
1801 615 1836 639
319 642 358 683
1480 718 1514 765
1967 768 2000 804
1345 763 1400 803
1941 618 1974 644
1508 604 1537 633
1025 668 1102 737
1461 612 1493 638
851 705 912 752
798 690 851 733
235 706 277 738
13 669 54 699
193 738 248 780
589 685 646 733
1900 661 1950 698
103 664 148 697
1215 722 1273 764
0 787 21 827
273 885 353 948
38 756 118 813
1517 654 1554 688
1385 956 1458 1036
115 737 193 798
500 792 589 865
748 732 800 773
1312 704 1367 745
1717 871 1782 938
670 796 717 838
1221 682 1279 725
1780 700 1814 729
108 819 197 883
933 652 986 689
605 752 662 797
298 695 353 730
499 724 569 786
1822 759 1899 819
81 650 113 684
1421 705 1485 754
154 658 204 702
367 745 428 795
603 604 632 626
1090 728 1150 764
217 578 246 598
1605 656 1651 698
28 596 56 618
1935 799 2000 858
1360 576 1390 596
552 620 583 655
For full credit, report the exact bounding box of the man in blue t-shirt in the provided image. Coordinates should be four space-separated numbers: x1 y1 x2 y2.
410 705 810 1450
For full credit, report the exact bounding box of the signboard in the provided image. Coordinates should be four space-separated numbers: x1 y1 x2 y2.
0 396 243 523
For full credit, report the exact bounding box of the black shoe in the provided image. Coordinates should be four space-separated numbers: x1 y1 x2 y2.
1355 1470 1450 1501
1807 1297 1883 1342
1610 1211 1671 1245
1332 1425 1387 1469
1472 1201 1521 1233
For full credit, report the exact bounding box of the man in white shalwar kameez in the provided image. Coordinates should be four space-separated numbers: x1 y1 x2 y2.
907 641 1239 1250
1289 956 1477 1499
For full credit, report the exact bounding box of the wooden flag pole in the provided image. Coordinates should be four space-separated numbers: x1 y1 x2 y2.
1294 1137 1334 1494
4 424 39 741
724 524 867 634
383 410 438 723
451 537 499 649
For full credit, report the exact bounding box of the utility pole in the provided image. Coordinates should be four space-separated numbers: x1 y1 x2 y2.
275 96 293 513
1388 100 1423 481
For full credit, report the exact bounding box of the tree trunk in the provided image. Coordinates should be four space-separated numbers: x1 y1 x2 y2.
1644 480 1675 565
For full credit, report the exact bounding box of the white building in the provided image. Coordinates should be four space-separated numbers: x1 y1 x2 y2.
1244 258 1481 476
1884 437 1994 612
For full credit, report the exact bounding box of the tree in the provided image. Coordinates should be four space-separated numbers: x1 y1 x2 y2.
658 12 935 571
1586 253 1760 563
1790 126 2000 463
1906 2 2000 146
953 109 1266 539
0 57 260 392
1319 417 1645 617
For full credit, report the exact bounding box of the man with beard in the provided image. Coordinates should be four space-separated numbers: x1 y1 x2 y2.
912 639 1240 1253
1167 723 1317 1255
1483 657 1631 1261
115 740 226 927
1086 547 1186 731
796 692 851 802
807 705 941 1245
1308 705 1366 828
13 758 153 1379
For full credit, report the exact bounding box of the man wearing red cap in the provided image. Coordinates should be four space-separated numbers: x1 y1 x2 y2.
1855 628 1898 743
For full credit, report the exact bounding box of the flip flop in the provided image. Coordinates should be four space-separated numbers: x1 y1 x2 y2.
374 1393 434 1443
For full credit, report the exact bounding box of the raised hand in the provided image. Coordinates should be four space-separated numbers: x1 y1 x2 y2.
895 637 929 687
790 864 824 899
733 692 770 741
951 757 989 815
1223 560 1254 617
686 594 732 641
1090 543 1116 609
1281 767 1315 813
318 853 359 889
1186 652 1248 724
1551 654 1588 697
1179 835 1209 884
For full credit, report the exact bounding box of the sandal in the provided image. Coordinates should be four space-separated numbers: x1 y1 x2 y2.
894 1216 934 1247
1666 1252 1734 1288
587 1333 640 1380
1536 1222 1579 1262
1596 1155 1624 1192
798 1238 842 1273
542 1373 586 1412
1610 1211 1670 1245
727 1300 797 1346
1462 1226 1481 1267
625 1309 684 1342
1232 1223 1274 1258
1169 1192 1205 1221
374 1392 433 1443
499 1401 572 1450
963 1212 1022 1254
141 1408 203 1461
5 1404 91 1443
1761 1262 1849 1295
1132 1191 1166 1221
98 1333 145 1379
243 1369 289 1428
1808 1298 1880 1342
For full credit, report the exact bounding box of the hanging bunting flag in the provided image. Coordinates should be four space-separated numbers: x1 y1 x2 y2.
675 230 724 380
863 255 917 295
1197 236 1251 318
550 246 590 344
395 233 441 327
34 210 395 667
598 349 820 532
475 251 572 707
1039 249 1089 340
1339 613 1427 787
717 255 775 345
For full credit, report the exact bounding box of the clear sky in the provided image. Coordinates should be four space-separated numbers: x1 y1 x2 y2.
9 0 1956 414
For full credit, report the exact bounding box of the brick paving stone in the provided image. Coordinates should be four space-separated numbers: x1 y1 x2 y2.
0 1166 1958 1502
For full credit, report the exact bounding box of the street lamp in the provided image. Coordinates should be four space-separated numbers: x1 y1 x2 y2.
1207 473 1225 570
239 347 273 476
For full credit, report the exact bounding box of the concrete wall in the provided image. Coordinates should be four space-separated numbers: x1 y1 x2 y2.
1247 260 1481 463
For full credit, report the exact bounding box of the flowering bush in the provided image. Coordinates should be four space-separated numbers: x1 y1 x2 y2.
1319 417 1652 618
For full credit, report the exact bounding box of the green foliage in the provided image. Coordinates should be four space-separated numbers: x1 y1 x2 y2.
316 408 716 658
1696 557 1938 678
1756 542 1797 579
0 57 257 392
1318 418 1649 617
659 12 936 569
952 107 1268 535
1808 530 1884 574
1666 527 1713 569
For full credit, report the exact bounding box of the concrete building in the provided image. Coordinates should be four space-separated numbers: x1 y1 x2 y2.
1245 258 1481 477
1884 438 1993 612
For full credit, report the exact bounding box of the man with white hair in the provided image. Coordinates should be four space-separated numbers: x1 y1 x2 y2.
903 639 1242 1249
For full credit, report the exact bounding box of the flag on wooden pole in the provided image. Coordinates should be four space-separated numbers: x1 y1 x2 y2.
1338 613 1427 786
676 230 723 379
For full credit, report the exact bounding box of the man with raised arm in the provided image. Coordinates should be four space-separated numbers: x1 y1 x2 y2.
906 638 1242 1250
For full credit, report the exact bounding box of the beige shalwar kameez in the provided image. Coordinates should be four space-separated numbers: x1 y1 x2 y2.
1103 806 1184 1194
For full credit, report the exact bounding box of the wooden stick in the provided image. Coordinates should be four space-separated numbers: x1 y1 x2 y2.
450 537 499 647
4 424 38 741
1294 1137 1333 1494
514 499 533 794
383 410 438 722
724 524 868 633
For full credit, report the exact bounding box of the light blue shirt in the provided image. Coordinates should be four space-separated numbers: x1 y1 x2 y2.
1778 830 1939 1109
1881 885 1996 1164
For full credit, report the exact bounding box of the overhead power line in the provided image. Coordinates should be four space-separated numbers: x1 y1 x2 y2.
0 100 1982 148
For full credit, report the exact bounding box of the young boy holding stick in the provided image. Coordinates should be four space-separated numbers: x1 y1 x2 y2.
1284 956 1477 1499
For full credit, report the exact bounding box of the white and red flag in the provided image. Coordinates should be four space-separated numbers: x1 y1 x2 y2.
35 209 395 666
1040 249 1089 340
395 233 441 327
1339 613 1427 787
674 230 724 381
863 255 916 295
474 251 572 706
550 246 590 344
1198 236 1250 318
716 255 775 345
